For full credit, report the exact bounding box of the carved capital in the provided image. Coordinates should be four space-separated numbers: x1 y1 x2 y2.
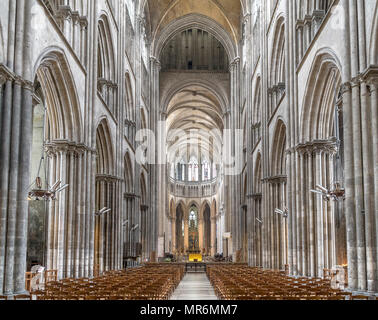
79 16 88 28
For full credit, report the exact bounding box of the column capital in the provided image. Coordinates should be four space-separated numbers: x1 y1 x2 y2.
150 56 161 66
56 5 72 20
340 82 352 94
71 11 80 24
296 19 305 29
361 65 378 86
0 63 14 84
79 16 88 28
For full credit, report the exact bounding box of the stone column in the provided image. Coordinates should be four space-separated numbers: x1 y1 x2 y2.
171 217 176 254
184 219 189 253
211 216 216 256
198 217 204 253
296 20 304 63
307 147 315 277
314 147 324 277
361 70 378 292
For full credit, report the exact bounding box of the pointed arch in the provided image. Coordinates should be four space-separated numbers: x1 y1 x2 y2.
300 49 342 142
124 152 134 193
271 119 287 176
252 77 262 146
125 72 134 122
200 200 211 220
35 49 83 142
270 16 285 87
96 119 114 175
254 153 262 194
97 14 116 81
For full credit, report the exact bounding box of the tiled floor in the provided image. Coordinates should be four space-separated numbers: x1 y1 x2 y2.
170 273 218 300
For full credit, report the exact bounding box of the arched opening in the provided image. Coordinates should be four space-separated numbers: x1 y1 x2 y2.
188 204 199 253
300 51 345 277
27 50 83 279
268 17 286 118
161 28 229 72
94 119 116 275
97 15 117 117
124 72 135 143
270 120 288 271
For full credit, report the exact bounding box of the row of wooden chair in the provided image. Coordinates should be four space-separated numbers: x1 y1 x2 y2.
30 265 185 300
207 266 375 300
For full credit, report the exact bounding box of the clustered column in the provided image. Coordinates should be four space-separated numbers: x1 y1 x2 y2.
0 0 33 295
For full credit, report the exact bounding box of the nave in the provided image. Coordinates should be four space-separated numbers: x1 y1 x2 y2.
0 0 377 300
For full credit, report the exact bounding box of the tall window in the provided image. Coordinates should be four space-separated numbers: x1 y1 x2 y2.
189 209 198 228
202 161 210 181
188 158 199 181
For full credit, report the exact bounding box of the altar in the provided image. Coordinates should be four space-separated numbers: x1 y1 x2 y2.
188 253 203 262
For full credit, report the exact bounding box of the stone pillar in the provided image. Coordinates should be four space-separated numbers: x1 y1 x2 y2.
211 216 216 256
361 70 378 292
198 217 203 253
314 147 324 277
296 20 304 63
184 220 189 253
0 0 33 294
171 217 176 254
307 148 315 277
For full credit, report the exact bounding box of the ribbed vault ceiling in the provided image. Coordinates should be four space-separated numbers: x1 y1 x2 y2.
166 85 224 164
145 0 242 44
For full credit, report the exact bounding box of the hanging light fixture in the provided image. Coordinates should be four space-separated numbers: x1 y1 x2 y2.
275 207 289 218
310 182 345 202
28 105 69 201
94 207 112 216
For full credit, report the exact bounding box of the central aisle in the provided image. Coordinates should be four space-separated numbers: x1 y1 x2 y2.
170 273 218 300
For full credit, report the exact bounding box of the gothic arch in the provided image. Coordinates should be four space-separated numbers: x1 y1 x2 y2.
270 16 285 87
176 200 187 212
34 48 83 142
98 14 116 81
271 119 287 176
300 49 342 142
252 77 262 146
254 153 262 194
124 152 134 193
153 14 238 62
161 79 228 115
96 119 114 175
125 72 134 122
200 200 211 220
252 77 262 125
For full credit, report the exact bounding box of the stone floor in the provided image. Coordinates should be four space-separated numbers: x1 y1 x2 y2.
170 273 218 300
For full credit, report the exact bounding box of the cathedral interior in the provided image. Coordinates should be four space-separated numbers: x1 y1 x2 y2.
0 0 377 300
